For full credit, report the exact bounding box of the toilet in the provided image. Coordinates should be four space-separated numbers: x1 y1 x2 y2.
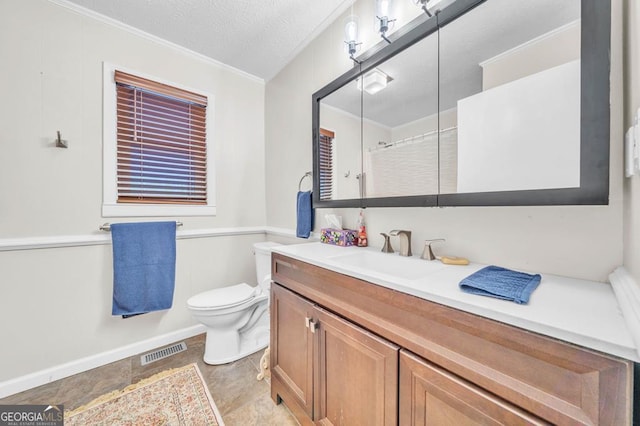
187 241 281 364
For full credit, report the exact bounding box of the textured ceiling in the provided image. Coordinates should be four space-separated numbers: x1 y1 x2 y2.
63 0 354 81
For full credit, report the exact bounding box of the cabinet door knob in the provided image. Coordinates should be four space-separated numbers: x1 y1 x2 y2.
305 316 311 328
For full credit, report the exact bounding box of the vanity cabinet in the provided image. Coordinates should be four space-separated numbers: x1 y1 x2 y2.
270 253 633 425
271 283 399 425
270 282 315 418
399 350 546 425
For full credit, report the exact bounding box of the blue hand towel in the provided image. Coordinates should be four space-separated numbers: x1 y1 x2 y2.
459 265 541 304
111 221 177 317
296 191 313 238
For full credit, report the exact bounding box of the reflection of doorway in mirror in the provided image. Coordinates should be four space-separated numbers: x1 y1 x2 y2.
445 16 581 194
456 60 580 193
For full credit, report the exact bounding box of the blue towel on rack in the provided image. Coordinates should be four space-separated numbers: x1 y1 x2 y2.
459 265 541 304
111 221 177 317
296 191 313 238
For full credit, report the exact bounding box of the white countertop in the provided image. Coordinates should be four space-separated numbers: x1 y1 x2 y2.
272 242 640 362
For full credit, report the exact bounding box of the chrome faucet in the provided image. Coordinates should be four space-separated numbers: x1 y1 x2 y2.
389 230 412 256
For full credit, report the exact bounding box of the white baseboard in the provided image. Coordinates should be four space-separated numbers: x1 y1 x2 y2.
0 324 206 399
0 227 310 398
609 267 640 359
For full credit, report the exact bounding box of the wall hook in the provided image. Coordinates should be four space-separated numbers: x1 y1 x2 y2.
55 130 68 149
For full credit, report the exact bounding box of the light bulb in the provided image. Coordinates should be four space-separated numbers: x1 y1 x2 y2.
344 16 359 42
377 0 390 17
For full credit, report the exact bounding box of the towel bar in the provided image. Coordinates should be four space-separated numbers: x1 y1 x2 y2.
100 222 183 231
298 171 312 191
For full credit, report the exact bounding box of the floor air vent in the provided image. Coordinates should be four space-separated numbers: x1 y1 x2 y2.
141 341 187 366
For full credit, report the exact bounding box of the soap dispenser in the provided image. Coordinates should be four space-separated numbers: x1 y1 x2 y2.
357 210 368 247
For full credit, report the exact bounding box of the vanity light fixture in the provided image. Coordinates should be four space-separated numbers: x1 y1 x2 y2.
344 15 362 62
357 68 392 95
376 0 396 44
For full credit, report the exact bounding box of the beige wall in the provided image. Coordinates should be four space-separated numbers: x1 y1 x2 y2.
0 0 266 382
623 0 640 285
266 0 624 283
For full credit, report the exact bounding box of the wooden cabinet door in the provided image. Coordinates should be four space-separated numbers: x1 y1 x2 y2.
315 307 399 426
399 350 548 426
271 284 315 419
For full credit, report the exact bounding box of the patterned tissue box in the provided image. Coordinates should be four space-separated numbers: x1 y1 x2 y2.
320 228 358 246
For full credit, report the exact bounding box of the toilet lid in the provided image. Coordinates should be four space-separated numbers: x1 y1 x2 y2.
187 283 257 309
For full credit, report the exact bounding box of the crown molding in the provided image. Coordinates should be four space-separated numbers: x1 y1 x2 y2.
46 0 264 85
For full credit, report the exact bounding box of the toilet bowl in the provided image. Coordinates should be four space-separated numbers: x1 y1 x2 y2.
187 241 281 364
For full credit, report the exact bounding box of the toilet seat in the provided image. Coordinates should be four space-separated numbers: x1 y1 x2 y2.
187 283 258 310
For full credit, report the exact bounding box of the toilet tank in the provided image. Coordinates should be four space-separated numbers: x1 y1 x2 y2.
253 241 281 288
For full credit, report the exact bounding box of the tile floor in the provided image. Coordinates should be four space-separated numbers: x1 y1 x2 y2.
0 334 298 425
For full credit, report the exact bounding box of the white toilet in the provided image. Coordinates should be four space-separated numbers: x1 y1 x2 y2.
187 241 281 364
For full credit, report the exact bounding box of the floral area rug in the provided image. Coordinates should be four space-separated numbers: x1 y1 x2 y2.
65 363 224 425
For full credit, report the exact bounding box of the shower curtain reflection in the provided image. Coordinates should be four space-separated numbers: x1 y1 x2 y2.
364 127 457 197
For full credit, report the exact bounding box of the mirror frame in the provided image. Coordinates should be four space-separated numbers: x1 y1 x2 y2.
312 0 610 208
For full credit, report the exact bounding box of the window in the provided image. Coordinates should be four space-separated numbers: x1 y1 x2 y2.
103 64 215 216
319 128 334 200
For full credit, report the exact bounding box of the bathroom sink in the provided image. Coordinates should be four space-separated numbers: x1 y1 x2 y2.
327 250 446 281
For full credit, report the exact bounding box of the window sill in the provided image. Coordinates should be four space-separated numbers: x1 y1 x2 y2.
102 203 216 217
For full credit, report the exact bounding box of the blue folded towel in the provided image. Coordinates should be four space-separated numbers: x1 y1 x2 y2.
111 221 177 317
296 191 313 238
459 265 541 304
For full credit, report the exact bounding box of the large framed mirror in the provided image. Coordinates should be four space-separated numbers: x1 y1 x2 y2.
312 0 610 208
